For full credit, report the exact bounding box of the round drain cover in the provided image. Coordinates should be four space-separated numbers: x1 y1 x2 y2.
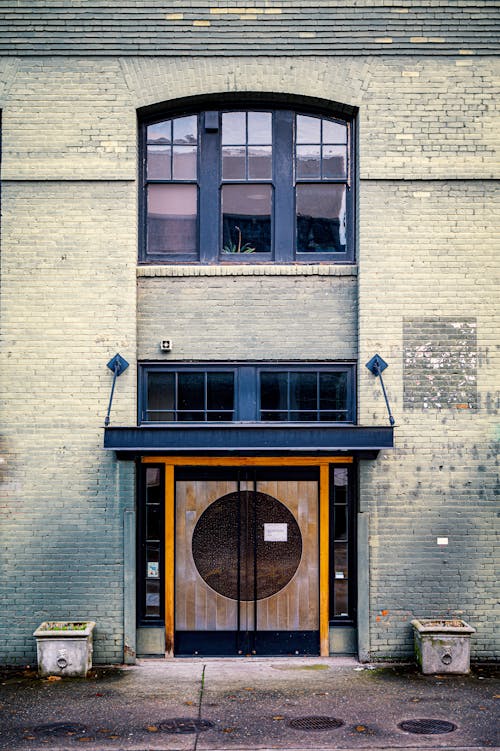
33 723 88 737
288 716 344 731
399 719 457 735
157 718 214 734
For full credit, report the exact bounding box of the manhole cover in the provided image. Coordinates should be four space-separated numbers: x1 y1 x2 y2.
399 719 457 735
288 716 344 731
33 722 88 737
157 718 214 734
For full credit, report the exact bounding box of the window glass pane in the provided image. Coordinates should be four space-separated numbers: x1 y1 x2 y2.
173 115 197 144
221 184 272 254
146 468 162 503
334 505 347 540
260 372 288 411
334 467 348 487
333 580 348 617
261 411 287 421
322 119 347 144
222 146 246 179
147 121 171 144
296 114 321 143
320 411 346 422
248 112 272 144
296 184 346 253
319 372 347 411
147 184 197 255
289 372 317 411
146 504 161 541
146 467 161 487
296 145 321 179
147 146 171 180
145 580 160 617
207 373 234 411
322 145 347 179
222 112 246 144
334 542 348 578
147 372 175 415
172 146 197 180
248 146 272 180
178 411 205 421
290 411 317 422
178 372 204 410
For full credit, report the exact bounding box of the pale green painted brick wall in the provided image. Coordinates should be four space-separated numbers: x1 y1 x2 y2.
0 53 498 663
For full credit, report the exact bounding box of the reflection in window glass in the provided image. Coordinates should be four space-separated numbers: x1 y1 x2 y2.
222 184 272 254
222 112 246 144
296 184 346 252
147 121 171 144
222 146 246 180
248 146 272 180
172 146 197 180
173 115 197 144
296 145 321 179
296 114 321 143
333 580 348 617
147 184 197 255
322 119 347 144
248 112 272 144
322 145 347 179
145 580 161 617
147 146 171 180
207 373 234 412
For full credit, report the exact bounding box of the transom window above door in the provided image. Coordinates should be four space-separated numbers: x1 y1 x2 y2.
139 363 355 423
141 106 354 264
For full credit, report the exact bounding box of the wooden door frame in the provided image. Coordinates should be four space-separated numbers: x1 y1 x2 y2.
142 455 353 656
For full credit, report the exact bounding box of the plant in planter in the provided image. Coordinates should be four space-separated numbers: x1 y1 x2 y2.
33 621 96 678
411 618 475 675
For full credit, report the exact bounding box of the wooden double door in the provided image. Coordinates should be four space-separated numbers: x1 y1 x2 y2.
175 468 319 655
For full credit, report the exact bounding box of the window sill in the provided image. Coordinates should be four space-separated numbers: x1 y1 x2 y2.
137 264 357 278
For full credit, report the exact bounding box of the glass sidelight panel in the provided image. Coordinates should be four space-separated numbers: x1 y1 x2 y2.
329 466 354 621
138 466 164 623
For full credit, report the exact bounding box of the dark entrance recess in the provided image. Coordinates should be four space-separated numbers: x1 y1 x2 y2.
174 467 320 656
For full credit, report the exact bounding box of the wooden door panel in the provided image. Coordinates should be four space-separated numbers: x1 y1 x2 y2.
175 476 318 634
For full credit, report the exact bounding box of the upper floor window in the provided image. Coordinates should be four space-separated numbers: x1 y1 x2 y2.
139 363 355 424
141 106 354 264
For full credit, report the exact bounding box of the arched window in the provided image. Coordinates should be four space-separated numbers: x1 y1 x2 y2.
140 104 354 264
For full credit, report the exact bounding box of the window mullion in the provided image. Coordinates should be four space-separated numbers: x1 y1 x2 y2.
273 110 294 263
199 112 220 264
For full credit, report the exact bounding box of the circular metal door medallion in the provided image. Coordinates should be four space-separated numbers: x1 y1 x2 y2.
192 490 302 601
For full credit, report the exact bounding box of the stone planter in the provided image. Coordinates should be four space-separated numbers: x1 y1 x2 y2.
411 618 475 675
33 621 96 678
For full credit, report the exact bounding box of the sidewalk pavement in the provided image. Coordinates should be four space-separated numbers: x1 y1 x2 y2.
0 657 498 751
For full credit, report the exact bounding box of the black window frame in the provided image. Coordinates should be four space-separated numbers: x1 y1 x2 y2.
139 101 355 265
138 362 356 425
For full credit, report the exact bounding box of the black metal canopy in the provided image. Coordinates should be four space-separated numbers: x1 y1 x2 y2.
103 423 393 459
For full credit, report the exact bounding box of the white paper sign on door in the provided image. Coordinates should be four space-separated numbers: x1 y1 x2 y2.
264 523 288 542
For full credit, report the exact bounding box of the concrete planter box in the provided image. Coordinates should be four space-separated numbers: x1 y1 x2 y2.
33 621 96 678
411 618 475 675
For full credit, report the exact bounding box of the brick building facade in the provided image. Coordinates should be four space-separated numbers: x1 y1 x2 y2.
0 2 498 664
